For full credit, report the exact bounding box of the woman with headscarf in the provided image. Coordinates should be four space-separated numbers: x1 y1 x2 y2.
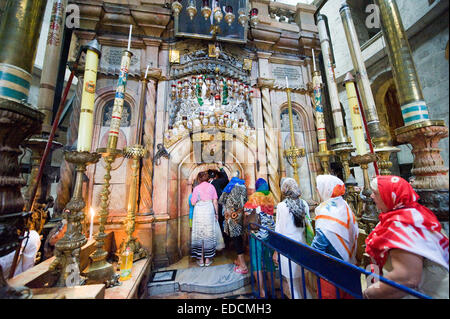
363 175 449 299
311 174 358 299
191 171 222 267
272 178 311 299
212 169 229 241
244 178 276 298
219 172 248 274
188 181 199 228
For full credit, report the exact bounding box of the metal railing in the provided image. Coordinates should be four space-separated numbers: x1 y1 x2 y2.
248 223 432 299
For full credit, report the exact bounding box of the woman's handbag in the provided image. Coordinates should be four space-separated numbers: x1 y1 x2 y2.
244 207 261 231
304 213 315 246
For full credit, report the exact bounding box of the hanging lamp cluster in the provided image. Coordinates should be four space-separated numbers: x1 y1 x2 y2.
171 0 258 28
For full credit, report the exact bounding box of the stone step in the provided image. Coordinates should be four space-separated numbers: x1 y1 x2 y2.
148 263 250 297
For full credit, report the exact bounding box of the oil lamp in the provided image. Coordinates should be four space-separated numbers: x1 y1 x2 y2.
224 6 235 26
187 0 197 20
250 8 259 26
201 0 211 20
172 1 182 17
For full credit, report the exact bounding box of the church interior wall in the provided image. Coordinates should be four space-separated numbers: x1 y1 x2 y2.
318 0 449 184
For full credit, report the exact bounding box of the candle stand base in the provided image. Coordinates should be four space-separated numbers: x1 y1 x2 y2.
118 144 149 263
350 153 379 234
49 151 101 287
84 148 122 288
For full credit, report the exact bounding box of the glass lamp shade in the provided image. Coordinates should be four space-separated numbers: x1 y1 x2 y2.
214 6 223 23
201 0 211 20
224 6 235 26
172 1 182 16
238 8 248 26
250 8 258 26
187 0 197 20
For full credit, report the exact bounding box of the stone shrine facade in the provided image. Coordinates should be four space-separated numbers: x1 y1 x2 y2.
55 0 321 267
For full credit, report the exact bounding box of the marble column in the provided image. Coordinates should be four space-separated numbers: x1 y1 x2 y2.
257 77 281 203
139 39 161 215
151 43 171 267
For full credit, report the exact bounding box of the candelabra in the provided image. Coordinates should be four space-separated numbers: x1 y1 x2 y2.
350 153 379 235
118 71 150 261
49 151 101 287
85 46 133 287
84 148 122 287
284 87 306 185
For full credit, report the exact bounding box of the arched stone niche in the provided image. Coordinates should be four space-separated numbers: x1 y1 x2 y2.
157 130 257 261
277 101 319 202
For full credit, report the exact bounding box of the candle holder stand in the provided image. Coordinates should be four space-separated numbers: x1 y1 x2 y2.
350 153 379 234
84 148 122 287
48 151 101 287
118 144 148 261
284 87 306 184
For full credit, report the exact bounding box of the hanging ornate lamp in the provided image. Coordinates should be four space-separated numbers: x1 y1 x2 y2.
238 7 248 26
187 0 197 20
224 5 235 26
250 8 259 26
201 0 212 20
214 0 223 23
172 1 182 16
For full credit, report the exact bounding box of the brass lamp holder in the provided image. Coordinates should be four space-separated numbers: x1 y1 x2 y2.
49 151 101 287
350 153 379 234
118 144 149 262
84 148 122 287
334 145 356 182
315 149 334 175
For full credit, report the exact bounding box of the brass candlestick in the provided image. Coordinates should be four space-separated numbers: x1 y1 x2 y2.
350 153 379 235
84 148 122 287
334 146 356 182
119 145 148 261
344 172 364 226
284 87 306 184
118 71 149 261
49 151 101 287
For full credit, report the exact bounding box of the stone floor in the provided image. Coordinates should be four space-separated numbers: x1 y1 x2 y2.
147 249 253 299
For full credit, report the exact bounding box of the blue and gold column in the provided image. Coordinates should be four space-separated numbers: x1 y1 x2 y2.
375 0 448 225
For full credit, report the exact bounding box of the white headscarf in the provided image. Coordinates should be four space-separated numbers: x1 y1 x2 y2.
316 174 345 202
315 175 359 263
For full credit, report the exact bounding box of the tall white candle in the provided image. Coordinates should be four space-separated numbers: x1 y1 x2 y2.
285 76 289 89
89 207 95 241
127 24 132 51
144 65 149 79
312 48 317 72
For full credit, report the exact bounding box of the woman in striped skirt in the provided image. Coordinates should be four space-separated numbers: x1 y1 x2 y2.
190 171 219 267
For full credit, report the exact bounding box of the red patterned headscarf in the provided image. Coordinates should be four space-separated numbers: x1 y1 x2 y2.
365 176 449 270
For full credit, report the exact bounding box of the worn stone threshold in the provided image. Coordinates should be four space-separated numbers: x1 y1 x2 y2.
148 263 251 297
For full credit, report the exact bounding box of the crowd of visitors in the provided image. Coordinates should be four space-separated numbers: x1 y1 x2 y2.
189 169 449 299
